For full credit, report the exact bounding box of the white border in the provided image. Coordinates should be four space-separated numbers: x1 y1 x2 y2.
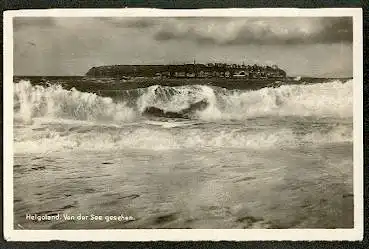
3 8 363 241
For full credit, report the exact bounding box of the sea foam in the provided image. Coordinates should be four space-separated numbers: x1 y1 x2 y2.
14 79 352 123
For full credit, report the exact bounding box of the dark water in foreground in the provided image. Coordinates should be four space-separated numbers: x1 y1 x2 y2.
13 77 353 229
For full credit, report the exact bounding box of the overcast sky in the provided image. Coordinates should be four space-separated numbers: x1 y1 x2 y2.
13 16 353 77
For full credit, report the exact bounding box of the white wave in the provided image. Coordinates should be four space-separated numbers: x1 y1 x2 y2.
14 80 136 124
13 79 352 125
197 80 353 121
124 79 353 120
136 84 210 113
143 120 200 128
14 124 352 154
302 124 352 144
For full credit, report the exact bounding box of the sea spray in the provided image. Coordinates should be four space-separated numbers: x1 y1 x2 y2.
198 79 353 120
14 123 352 153
14 80 136 123
14 79 352 123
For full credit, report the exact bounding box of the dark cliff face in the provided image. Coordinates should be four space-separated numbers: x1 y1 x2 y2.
86 64 287 79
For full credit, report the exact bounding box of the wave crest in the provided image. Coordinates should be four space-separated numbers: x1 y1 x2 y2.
13 79 352 123
199 79 352 120
14 80 136 123
14 124 352 153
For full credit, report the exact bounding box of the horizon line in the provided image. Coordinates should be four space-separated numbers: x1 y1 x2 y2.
13 74 354 79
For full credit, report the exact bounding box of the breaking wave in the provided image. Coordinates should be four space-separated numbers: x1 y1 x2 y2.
14 79 352 124
14 81 136 124
13 79 353 153
200 79 352 120
15 123 352 153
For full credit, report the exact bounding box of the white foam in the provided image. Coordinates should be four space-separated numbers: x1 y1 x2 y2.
14 79 353 124
14 124 352 154
13 80 353 153
136 84 208 113
144 120 199 128
14 80 136 124
198 80 353 121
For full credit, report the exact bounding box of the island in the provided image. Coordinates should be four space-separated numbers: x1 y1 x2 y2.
14 63 291 98
85 63 287 80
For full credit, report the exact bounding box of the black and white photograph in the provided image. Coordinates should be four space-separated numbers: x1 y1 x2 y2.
3 8 363 241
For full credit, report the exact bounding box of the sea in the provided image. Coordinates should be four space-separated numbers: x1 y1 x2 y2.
12 76 354 229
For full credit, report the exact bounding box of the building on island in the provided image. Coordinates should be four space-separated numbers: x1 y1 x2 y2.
86 62 287 79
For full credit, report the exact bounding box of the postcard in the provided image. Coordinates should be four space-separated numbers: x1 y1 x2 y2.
3 8 363 241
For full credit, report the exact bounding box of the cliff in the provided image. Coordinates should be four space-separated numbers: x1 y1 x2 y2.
86 63 287 79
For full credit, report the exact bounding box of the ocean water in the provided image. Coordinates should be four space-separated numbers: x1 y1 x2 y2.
13 78 353 229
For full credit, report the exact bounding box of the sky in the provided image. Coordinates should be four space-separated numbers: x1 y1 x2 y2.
13 16 353 77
